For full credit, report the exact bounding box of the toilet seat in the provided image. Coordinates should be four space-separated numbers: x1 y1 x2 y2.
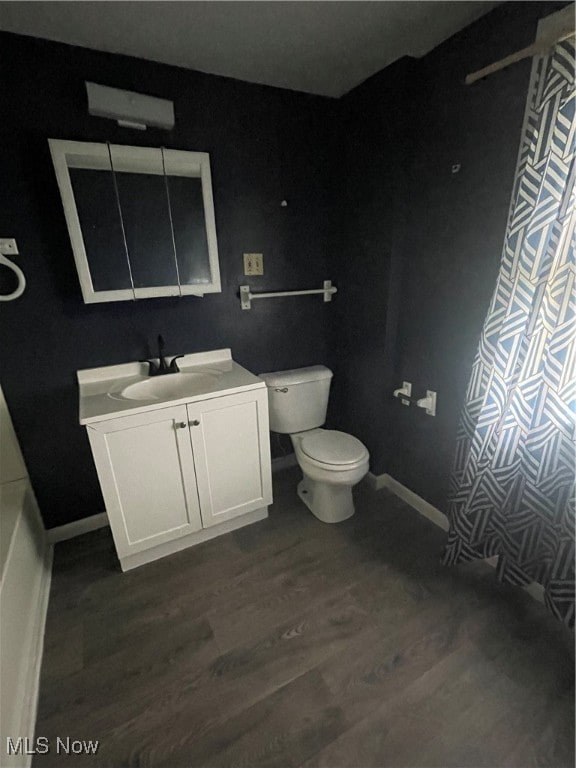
300 430 368 467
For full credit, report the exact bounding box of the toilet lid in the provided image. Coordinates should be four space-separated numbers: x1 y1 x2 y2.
300 430 368 466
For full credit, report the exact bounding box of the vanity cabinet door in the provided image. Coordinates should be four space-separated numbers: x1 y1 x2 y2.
187 390 272 528
87 405 202 558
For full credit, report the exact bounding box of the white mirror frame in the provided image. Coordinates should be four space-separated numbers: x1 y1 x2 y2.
49 139 222 303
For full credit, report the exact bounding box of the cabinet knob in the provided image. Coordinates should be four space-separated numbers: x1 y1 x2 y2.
189 420 200 427
176 422 187 429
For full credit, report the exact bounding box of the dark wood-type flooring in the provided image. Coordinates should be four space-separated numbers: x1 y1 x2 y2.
34 467 575 767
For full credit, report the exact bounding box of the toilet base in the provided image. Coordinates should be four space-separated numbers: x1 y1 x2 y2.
297 476 355 524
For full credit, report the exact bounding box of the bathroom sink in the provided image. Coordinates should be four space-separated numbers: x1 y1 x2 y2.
118 371 220 402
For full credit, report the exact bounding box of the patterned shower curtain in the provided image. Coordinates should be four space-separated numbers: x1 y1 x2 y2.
444 39 575 628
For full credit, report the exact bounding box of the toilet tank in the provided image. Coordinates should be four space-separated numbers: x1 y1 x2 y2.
258 365 333 434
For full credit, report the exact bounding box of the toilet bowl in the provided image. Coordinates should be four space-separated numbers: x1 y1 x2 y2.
291 429 369 523
259 366 370 523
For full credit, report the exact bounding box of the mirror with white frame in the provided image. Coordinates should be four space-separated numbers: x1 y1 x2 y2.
49 140 221 303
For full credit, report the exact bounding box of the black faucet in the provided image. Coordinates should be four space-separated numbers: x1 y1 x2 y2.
141 335 183 376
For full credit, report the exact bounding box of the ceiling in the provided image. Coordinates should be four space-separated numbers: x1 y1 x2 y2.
0 1 499 97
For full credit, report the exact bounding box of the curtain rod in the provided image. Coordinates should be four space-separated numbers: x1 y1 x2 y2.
465 27 575 85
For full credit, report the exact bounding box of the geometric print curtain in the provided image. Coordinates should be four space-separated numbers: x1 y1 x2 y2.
443 38 576 628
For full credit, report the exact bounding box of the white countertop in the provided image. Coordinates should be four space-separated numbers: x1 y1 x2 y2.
78 348 265 425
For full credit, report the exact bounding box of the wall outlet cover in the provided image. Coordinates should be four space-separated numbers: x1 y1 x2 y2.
243 253 263 276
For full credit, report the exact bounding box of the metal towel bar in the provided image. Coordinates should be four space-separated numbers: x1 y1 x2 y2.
240 281 336 310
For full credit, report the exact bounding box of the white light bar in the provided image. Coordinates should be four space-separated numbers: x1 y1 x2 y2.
86 82 175 131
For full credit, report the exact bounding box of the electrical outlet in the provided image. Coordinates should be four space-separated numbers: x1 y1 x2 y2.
243 253 263 276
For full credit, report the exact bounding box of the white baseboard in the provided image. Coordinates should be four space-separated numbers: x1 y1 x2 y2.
368 472 449 531
271 453 298 472
369 471 544 605
46 512 109 543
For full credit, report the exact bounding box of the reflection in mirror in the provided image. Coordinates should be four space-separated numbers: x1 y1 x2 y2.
115 171 179 289
69 168 132 292
167 176 211 285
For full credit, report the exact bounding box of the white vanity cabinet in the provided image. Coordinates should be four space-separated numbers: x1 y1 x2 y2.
86 386 272 571
187 390 272 528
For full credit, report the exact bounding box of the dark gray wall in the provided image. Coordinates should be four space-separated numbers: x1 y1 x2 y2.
327 57 417 472
1 2 565 529
0 33 334 527
330 1 567 511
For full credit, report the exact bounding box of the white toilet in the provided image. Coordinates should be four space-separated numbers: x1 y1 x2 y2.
259 365 370 523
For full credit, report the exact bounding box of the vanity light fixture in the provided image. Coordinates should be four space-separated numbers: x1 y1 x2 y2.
86 82 175 131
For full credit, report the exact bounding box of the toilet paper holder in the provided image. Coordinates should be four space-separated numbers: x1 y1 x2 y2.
393 382 436 416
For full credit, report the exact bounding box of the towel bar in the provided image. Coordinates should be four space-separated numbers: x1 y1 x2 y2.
240 281 336 310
